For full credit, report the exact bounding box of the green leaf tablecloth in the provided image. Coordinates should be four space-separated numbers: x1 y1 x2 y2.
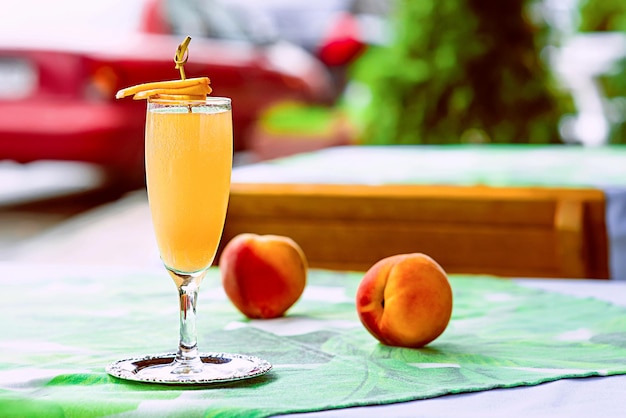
1 263 626 417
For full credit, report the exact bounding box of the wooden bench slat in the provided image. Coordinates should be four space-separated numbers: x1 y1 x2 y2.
221 183 610 279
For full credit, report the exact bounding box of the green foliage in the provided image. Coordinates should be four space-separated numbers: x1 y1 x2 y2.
601 58 626 145
260 102 335 135
578 0 626 32
351 0 570 145
578 0 626 144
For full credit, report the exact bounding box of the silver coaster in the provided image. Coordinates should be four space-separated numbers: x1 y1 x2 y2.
106 352 272 385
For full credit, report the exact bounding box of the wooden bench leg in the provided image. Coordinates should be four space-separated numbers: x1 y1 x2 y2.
554 200 586 278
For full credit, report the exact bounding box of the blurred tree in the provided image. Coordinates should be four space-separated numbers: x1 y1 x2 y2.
578 0 626 32
352 0 571 145
578 0 626 144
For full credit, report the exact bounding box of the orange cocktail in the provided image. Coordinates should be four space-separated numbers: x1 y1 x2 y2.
145 100 232 274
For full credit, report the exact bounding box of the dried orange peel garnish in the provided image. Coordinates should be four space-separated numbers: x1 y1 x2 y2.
115 36 212 101
116 77 212 100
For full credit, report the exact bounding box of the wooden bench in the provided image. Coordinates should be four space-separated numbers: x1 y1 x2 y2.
220 183 610 279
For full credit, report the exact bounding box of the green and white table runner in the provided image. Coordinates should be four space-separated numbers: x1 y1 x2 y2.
1 264 626 417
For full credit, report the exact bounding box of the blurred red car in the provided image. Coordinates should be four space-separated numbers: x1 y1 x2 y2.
0 0 334 187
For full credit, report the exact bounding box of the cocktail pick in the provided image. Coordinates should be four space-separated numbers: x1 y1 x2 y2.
174 36 192 81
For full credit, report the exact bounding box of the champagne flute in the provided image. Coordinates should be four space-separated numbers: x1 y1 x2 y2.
107 96 271 385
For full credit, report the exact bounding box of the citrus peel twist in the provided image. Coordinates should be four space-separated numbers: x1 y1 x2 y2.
115 36 212 101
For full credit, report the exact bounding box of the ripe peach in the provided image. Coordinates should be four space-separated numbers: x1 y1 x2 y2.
219 233 307 319
356 253 453 348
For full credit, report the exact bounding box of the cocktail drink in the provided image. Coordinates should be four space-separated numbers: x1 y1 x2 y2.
106 37 271 385
146 99 232 278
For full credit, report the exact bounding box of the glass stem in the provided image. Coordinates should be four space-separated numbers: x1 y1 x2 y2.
167 269 207 373
178 282 200 361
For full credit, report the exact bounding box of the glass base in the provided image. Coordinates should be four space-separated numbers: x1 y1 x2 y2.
106 352 272 385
